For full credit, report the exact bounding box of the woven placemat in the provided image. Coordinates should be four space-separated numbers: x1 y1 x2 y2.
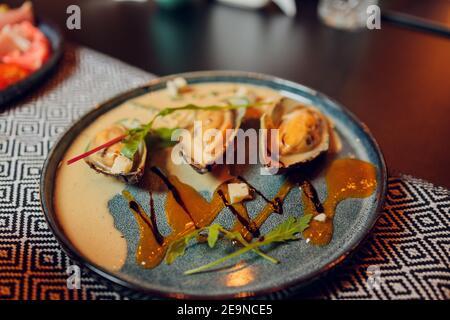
0 45 448 300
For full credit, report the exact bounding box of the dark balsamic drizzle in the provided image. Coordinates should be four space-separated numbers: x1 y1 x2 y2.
237 175 282 214
151 166 199 229
217 189 260 238
148 192 164 245
271 197 283 215
122 158 377 268
300 179 324 214
128 200 139 213
128 199 163 245
237 175 269 203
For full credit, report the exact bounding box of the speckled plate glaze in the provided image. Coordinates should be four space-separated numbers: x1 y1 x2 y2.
40 71 387 299
0 20 63 108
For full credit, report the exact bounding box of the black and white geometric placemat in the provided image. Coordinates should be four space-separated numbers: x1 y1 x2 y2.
289 176 450 300
0 44 153 300
0 45 448 300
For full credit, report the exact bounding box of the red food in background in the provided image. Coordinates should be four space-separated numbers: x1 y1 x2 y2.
0 2 50 90
0 2 33 30
0 63 29 89
1 21 50 71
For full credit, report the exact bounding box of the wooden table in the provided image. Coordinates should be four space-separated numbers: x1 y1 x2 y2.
5 0 450 187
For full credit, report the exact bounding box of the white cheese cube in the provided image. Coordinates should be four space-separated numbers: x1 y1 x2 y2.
227 183 252 204
173 77 187 88
313 213 327 222
166 80 178 98
166 77 188 98
110 155 133 174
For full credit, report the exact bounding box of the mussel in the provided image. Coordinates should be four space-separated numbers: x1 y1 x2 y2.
179 107 246 173
84 124 147 184
260 98 329 169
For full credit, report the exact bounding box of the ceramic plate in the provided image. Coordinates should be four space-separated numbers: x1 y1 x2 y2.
40 71 387 299
0 20 63 108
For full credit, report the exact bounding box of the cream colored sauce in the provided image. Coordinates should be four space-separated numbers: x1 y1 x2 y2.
54 83 281 271
155 148 235 194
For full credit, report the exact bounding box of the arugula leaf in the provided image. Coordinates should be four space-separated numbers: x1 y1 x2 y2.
184 214 312 275
165 230 200 265
218 227 278 264
153 127 178 141
165 223 278 266
120 101 260 159
264 214 312 242
120 128 147 160
121 125 177 159
156 102 250 118
207 224 221 248
152 127 179 148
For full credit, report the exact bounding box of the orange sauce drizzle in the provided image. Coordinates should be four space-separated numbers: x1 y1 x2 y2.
123 158 377 268
303 158 377 245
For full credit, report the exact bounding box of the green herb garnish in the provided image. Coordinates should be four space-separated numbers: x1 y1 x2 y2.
120 101 253 160
165 224 278 266
166 214 312 275
185 215 312 275
152 127 180 148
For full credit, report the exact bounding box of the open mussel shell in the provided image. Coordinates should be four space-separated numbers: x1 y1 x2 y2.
260 97 329 170
180 107 246 173
84 125 147 184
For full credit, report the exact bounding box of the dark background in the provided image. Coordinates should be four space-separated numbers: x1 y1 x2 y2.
5 0 450 187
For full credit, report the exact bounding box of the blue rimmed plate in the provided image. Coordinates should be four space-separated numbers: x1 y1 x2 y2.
40 71 387 299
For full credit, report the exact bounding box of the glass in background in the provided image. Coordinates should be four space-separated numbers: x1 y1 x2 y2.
318 0 379 30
